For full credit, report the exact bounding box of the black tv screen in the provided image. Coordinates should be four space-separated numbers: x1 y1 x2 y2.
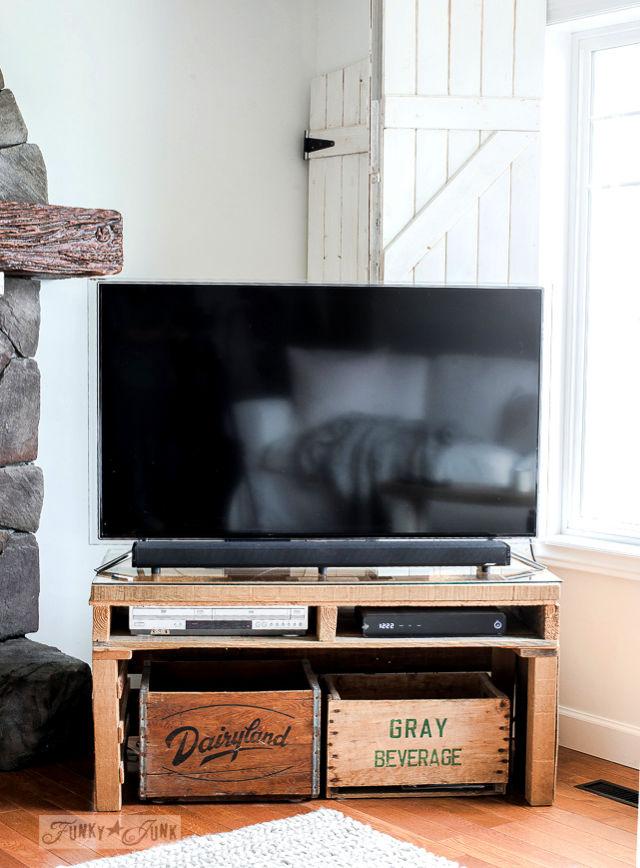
98 283 541 540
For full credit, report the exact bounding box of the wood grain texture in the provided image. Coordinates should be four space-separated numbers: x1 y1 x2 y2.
384 131 535 277
139 661 319 800
91 576 561 606
97 633 557 656
307 58 370 285
91 606 110 643
379 0 545 287
325 672 509 792
90 574 561 810
91 658 122 811
0 201 123 278
525 655 559 806
316 606 338 641
0 749 634 866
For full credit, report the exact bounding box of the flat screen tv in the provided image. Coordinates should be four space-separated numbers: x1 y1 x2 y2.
98 283 541 540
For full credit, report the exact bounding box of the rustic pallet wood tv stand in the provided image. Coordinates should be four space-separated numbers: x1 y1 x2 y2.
90 567 560 811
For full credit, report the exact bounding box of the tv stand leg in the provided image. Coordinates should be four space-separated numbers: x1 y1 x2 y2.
524 653 558 806
92 658 122 811
476 564 493 578
318 566 328 582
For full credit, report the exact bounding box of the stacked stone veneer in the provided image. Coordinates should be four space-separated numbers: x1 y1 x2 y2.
0 67 91 771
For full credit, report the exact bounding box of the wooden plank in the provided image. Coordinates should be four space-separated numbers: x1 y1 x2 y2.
0 201 123 279
305 125 369 159
509 137 540 283
343 62 362 127
446 130 480 284
116 660 127 700
307 160 325 281
526 603 560 641
384 131 535 278
446 0 481 285
92 658 121 811
477 168 511 283
317 606 338 641
416 0 449 96
91 577 561 606
92 648 132 660
99 633 557 655
415 130 448 210
384 97 541 131
513 0 546 99
449 0 482 96
525 655 559 806
322 157 342 281
414 238 446 284
357 153 369 282
381 128 415 253
383 0 416 95
91 606 110 643
358 59 370 127
482 0 516 97
326 68 344 129
414 130 448 284
340 154 360 282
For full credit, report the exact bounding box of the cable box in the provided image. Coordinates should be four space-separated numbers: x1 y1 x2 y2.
358 607 507 638
129 606 308 636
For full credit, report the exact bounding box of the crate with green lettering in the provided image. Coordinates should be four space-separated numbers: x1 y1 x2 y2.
323 672 510 797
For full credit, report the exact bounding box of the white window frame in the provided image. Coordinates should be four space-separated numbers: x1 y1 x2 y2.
562 21 640 546
539 11 640 577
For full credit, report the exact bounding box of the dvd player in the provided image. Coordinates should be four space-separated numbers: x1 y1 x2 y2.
358 607 507 637
129 606 308 636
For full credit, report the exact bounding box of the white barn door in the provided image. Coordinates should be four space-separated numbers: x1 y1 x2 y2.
306 59 371 283
379 0 545 285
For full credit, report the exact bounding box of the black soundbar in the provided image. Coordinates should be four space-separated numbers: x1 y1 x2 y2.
131 538 510 569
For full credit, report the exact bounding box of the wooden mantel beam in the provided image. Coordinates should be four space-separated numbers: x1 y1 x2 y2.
0 200 123 279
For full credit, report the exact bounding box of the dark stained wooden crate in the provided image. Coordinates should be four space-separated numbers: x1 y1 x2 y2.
139 659 320 801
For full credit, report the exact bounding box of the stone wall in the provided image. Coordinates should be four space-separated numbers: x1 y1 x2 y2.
0 68 46 641
0 67 91 771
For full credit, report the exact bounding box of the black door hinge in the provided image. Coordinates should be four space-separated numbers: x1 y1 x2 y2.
303 131 335 159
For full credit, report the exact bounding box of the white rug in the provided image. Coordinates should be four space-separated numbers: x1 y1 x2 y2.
57 808 461 868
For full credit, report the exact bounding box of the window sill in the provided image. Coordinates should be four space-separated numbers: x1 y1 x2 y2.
536 534 640 581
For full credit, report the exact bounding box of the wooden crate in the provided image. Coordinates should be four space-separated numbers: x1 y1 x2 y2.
324 672 510 797
139 659 320 800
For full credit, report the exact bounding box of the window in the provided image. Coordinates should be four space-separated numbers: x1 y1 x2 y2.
563 23 640 545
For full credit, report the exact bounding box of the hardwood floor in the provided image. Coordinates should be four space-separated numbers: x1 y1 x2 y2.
0 748 636 867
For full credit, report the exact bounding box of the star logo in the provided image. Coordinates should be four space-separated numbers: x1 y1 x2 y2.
106 819 122 837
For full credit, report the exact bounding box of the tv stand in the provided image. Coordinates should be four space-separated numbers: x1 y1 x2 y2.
90 565 559 812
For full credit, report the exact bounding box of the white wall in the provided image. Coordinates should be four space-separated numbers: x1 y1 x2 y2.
314 0 371 73
551 566 640 768
0 0 320 662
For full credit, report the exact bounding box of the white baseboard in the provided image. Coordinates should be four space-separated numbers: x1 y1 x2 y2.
559 705 640 770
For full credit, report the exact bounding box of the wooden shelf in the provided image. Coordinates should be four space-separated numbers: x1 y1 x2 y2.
98 629 556 655
0 200 123 278
91 576 560 607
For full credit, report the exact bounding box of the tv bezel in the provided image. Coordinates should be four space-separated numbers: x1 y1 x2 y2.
96 281 543 541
